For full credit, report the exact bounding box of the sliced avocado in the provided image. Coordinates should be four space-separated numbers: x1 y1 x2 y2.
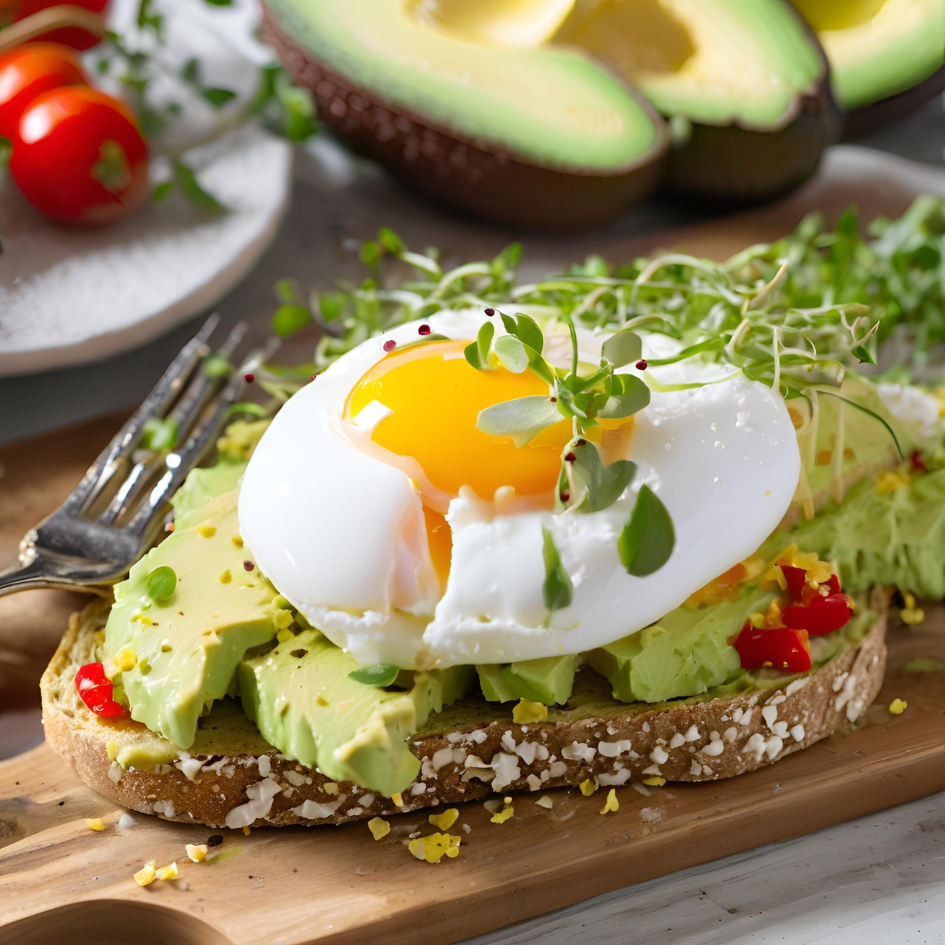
586 587 775 703
790 0 945 133
554 0 840 201
477 654 582 705
261 0 668 228
104 489 280 749
238 630 476 796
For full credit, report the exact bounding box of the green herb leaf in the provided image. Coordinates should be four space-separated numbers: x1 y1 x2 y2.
618 485 675 577
147 565 177 601
202 86 237 108
599 374 650 419
500 312 544 354
273 304 313 338
464 321 495 371
202 352 233 379
494 334 530 373
477 396 562 447
541 526 573 618
568 441 636 512
140 417 179 450
172 159 225 213
601 329 642 367
348 663 400 687
152 180 174 204
316 291 347 322
226 402 269 418
378 227 405 255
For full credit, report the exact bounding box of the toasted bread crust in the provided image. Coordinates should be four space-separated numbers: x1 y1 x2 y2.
42 594 887 828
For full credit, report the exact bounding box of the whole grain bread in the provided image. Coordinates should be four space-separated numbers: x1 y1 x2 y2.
42 593 888 828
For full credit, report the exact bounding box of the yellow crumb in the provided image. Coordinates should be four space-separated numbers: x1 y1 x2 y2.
900 592 926 625
490 798 514 824
429 808 459 831
579 779 598 796
219 569 232 584
600 789 619 815
323 782 340 796
391 792 404 807
86 818 105 831
134 862 157 887
113 646 137 672
889 698 908 716
876 470 909 496
408 832 461 863
185 843 208 863
274 609 294 630
155 862 179 881
642 777 666 787
276 628 294 644
197 525 217 538
368 817 391 840
512 699 548 724
231 535 244 547
314 694 328 706
242 826 251 836
106 740 118 761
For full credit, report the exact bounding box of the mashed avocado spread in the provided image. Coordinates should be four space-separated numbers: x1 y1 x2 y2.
101 407 945 795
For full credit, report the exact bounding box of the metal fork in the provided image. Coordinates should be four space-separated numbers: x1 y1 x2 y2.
0 316 269 596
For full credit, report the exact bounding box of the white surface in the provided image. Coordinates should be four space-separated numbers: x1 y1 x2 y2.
467 791 945 945
0 0 292 377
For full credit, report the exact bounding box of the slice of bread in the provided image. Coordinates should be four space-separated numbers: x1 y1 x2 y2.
42 593 888 829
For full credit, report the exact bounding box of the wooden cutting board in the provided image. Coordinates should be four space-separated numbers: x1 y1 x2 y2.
2 151 945 944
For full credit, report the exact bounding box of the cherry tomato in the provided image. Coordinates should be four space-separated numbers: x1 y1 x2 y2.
0 43 88 140
74 661 128 718
783 594 852 637
9 0 110 50
10 85 149 223
733 622 812 674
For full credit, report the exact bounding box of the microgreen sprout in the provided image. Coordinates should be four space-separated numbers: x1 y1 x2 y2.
146 565 177 600
348 664 400 687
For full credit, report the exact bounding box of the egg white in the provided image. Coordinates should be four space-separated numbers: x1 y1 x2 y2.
238 311 800 668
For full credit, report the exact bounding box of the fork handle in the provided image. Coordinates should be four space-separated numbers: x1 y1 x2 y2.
0 559 113 597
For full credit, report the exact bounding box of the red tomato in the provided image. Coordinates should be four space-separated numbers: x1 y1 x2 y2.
74 661 128 717
0 43 88 140
10 85 149 223
10 0 110 50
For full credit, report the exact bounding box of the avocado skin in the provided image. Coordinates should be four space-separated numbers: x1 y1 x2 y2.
662 17 841 204
260 5 668 230
843 66 945 139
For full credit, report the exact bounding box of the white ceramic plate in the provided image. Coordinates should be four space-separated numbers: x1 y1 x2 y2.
0 0 292 377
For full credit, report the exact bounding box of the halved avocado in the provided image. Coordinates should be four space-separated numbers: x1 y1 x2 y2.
553 0 842 202
261 0 668 229
790 0 945 136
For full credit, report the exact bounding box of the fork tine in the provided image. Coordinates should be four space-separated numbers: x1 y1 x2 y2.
125 343 271 538
62 315 221 517
97 320 249 527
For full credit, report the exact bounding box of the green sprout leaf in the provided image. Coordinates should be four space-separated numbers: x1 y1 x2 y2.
599 374 650 419
140 417 179 450
273 304 313 338
494 334 530 373
202 86 237 108
464 320 495 371
500 312 544 354
601 329 642 367
147 565 177 601
172 159 225 213
567 441 637 512
202 352 233 379
477 396 562 447
618 485 675 577
348 663 400 687
541 526 573 619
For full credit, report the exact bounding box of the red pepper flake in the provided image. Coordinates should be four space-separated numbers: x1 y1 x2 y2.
911 449 927 472
781 565 807 600
383 339 397 352
243 560 255 572
783 594 851 636
733 622 811 673
418 324 431 336
74 663 128 718
565 452 576 462
559 491 570 503
311 374 318 382
550 397 557 403
244 373 255 384
635 359 648 371
484 308 495 317
164 522 175 533
575 438 586 447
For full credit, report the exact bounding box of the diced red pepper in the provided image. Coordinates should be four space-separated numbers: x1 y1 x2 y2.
74 662 127 718
733 622 812 673
781 565 807 600
825 573 841 596
782 594 852 636
911 449 927 472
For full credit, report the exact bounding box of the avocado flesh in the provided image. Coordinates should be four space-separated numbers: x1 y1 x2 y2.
238 631 476 796
104 489 280 749
477 654 582 705
555 0 826 129
791 0 945 110
265 0 661 173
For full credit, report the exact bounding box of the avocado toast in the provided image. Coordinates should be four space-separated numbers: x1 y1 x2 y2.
41 209 945 830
